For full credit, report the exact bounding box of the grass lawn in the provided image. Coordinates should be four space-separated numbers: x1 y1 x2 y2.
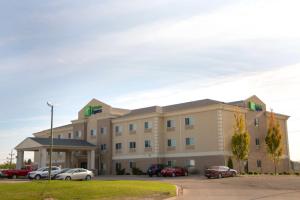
0 180 176 200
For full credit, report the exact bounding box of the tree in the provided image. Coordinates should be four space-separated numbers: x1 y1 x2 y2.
265 110 283 174
227 157 233 169
231 112 250 173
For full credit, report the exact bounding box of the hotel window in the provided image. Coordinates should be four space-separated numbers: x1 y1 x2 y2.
100 127 107 135
144 140 151 148
185 138 195 146
186 160 195 167
115 143 122 150
129 141 136 149
185 117 193 126
68 133 72 139
166 120 175 128
129 124 136 132
257 160 262 168
129 161 136 169
115 125 122 133
116 162 122 170
255 138 260 149
254 118 259 127
100 144 107 151
167 160 176 167
75 130 82 139
167 139 176 147
90 129 96 136
144 121 152 129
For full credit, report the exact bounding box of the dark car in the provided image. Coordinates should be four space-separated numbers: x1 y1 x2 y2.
205 166 237 179
161 167 188 177
147 164 166 177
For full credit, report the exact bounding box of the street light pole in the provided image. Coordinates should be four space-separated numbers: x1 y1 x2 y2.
47 102 54 181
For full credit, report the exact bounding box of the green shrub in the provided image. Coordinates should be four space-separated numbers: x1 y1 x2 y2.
116 168 126 175
295 172 299 176
227 157 233 169
253 172 258 175
132 167 144 175
283 172 290 175
279 173 283 175
248 172 253 175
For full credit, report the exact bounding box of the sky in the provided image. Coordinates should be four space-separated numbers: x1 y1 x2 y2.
0 0 300 163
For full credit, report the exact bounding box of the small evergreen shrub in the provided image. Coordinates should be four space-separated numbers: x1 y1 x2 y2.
227 157 233 169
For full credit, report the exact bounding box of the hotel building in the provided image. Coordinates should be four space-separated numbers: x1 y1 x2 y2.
15 95 291 174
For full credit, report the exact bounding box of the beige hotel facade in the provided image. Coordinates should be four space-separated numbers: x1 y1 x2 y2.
15 95 291 174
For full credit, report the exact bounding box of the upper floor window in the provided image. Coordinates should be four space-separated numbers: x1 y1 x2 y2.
255 138 260 145
144 140 151 148
255 118 259 127
129 141 136 149
115 125 122 133
166 120 175 128
167 139 176 147
90 129 96 137
185 117 193 126
144 121 152 129
115 143 122 150
74 130 82 139
100 144 107 151
129 123 136 132
100 127 107 135
186 137 195 146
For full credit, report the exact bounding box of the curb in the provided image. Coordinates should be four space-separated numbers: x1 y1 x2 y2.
164 185 183 200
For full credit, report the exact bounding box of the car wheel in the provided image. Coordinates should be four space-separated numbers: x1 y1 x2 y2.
85 175 91 181
172 173 176 177
12 174 17 179
35 175 41 180
232 172 237 177
65 176 71 181
218 173 222 179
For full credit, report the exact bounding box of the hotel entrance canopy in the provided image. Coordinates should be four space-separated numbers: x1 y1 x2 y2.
15 137 97 169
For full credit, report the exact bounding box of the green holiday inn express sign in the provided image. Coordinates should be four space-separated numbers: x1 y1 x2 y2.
84 105 102 116
248 102 263 111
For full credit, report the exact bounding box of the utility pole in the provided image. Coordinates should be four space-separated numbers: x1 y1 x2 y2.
7 150 15 168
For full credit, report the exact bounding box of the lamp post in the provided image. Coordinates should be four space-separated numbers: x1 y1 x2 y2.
47 102 54 181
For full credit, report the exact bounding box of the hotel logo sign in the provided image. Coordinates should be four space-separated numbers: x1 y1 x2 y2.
84 105 102 116
248 102 263 111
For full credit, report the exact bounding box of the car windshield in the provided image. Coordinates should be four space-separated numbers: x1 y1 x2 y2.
210 166 220 170
36 167 47 171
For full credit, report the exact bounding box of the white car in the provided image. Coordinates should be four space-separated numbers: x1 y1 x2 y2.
28 167 61 180
55 168 94 181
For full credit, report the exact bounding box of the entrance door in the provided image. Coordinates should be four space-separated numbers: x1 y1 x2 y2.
80 162 87 169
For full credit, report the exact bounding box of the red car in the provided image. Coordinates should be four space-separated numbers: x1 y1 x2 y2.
205 166 237 179
0 165 33 179
161 167 188 177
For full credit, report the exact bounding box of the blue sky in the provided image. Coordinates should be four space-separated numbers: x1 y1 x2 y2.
1 0 300 162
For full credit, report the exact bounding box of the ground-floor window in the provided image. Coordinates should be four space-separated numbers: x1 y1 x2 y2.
167 160 176 167
129 161 136 169
116 162 122 170
186 159 195 167
257 160 262 168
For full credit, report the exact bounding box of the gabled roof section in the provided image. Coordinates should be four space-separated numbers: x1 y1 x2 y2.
120 106 162 118
163 99 223 113
78 98 111 114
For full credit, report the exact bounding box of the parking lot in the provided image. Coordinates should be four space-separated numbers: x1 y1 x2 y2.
1 175 300 200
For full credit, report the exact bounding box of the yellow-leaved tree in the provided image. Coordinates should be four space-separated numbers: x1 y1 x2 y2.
265 110 283 174
231 112 250 173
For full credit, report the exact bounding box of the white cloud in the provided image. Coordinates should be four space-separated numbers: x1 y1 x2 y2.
111 63 300 161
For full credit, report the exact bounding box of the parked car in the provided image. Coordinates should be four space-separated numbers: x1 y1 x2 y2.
52 168 70 179
54 168 94 181
205 166 237 179
161 167 188 177
28 166 61 180
147 164 166 177
0 165 33 179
